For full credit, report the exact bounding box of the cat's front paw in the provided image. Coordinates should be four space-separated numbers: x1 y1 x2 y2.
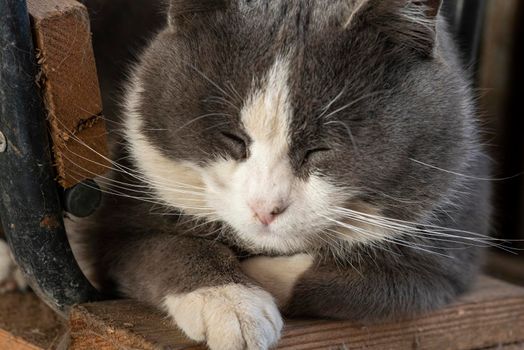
164 284 283 350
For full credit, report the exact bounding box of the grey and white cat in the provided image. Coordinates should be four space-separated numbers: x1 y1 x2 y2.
72 0 492 349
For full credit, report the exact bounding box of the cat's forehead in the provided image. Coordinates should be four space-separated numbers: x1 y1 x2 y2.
174 1 379 108
238 1 353 27
140 0 440 164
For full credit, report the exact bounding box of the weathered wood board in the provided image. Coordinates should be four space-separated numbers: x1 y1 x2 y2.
68 276 524 350
0 292 65 350
27 0 110 188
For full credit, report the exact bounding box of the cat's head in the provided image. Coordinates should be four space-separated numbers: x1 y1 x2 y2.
124 0 476 254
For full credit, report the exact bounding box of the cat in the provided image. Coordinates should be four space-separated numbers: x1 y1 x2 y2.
69 0 492 349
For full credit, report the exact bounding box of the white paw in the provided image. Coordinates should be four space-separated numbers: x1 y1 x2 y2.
164 284 283 350
241 254 313 306
0 240 27 293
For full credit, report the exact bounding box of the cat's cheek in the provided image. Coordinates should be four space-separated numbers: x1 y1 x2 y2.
201 160 251 219
163 284 283 350
241 254 314 307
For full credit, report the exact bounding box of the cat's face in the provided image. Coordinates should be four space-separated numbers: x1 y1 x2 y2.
124 0 473 254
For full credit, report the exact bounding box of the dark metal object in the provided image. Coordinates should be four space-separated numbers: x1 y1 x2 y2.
0 0 102 316
443 0 488 72
63 180 103 218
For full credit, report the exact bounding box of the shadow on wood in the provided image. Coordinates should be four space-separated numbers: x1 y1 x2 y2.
0 293 64 350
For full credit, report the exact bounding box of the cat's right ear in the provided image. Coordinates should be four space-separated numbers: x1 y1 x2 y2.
345 0 443 57
168 0 227 29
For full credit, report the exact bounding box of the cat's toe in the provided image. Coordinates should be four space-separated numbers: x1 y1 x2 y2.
164 289 207 342
164 284 283 350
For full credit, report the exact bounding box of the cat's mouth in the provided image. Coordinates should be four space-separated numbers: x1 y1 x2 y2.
250 223 281 236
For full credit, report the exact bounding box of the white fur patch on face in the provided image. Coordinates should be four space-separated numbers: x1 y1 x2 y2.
241 254 314 307
164 284 283 350
241 56 291 155
124 77 211 218
235 57 294 228
202 57 350 253
124 60 389 255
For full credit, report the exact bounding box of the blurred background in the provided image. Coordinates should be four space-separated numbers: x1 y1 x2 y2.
473 0 524 284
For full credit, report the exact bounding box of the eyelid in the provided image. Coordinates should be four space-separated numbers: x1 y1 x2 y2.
305 147 332 156
307 147 331 153
221 131 249 159
302 147 332 166
221 131 246 145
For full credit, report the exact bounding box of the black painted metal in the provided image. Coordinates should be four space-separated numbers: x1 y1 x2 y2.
63 180 103 218
0 0 102 315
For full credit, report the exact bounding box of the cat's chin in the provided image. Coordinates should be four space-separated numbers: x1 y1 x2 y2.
231 226 312 255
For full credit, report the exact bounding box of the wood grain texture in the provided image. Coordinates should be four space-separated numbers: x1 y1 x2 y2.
69 276 524 350
0 292 65 350
0 330 41 350
27 0 110 188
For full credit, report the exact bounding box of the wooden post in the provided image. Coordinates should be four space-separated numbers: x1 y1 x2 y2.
27 0 110 188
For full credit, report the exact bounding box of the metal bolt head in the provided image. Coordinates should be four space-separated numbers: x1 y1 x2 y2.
63 179 102 217
0 131 6 153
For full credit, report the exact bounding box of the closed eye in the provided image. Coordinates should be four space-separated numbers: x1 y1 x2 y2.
221 131 249 160
302 147 332 166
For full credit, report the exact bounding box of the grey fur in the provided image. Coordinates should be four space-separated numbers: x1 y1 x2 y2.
81 0 490 330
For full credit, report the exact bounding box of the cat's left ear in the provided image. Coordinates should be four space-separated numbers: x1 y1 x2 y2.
382 0 443 57
347 0 444 57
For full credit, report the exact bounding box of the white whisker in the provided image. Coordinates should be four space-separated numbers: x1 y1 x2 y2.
327 207 521 254
410 158 523 182
322 90 389 120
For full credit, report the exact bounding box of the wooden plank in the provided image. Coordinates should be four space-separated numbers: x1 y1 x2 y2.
69 276 524 350
0 292 65 350
27 0 110 188
484 344 524 350
0 329 42 350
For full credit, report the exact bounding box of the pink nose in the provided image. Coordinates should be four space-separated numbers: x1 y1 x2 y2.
249 202 287 226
